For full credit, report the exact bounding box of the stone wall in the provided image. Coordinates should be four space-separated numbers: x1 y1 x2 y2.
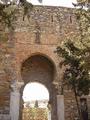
0 32 15 115
0 5 82 120
0 114 10 120
14 6 79 120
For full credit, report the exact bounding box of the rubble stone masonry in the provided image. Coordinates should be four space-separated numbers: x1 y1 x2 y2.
0 5 82 120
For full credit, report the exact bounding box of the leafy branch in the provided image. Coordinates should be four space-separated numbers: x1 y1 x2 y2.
56 41 90 119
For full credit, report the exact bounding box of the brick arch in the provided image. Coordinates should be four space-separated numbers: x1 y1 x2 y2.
17 51 59 83
21 52 56 72
20 52 58 71
19 54 58 120
15 45 60 84
21 54 55 86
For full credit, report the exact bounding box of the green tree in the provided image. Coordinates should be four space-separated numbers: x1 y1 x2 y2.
56 41 90 120
73 0 90 8
34 100 39 108
56 4 90 118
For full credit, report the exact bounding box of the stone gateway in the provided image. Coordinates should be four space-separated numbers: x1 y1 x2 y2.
0 5 90 120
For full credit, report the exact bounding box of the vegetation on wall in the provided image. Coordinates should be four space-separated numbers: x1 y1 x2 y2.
0 0 33 28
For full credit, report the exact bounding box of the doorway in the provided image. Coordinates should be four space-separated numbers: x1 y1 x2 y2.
22 82 50 120
20 55 57 120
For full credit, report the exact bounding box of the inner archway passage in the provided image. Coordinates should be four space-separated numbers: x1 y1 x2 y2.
20 55 58 120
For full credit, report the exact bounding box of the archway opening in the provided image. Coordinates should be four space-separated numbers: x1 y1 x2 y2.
22 82 50 120
23 82 49 107
20 55 57 120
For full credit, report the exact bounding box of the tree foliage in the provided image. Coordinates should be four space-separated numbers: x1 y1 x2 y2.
56 6 90 93
56 41 90 96
56 2 90 119
56 41 90 119
73 0 90 8
0 0 34 44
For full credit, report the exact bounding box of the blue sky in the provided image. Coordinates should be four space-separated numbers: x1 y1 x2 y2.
28 0 77 8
